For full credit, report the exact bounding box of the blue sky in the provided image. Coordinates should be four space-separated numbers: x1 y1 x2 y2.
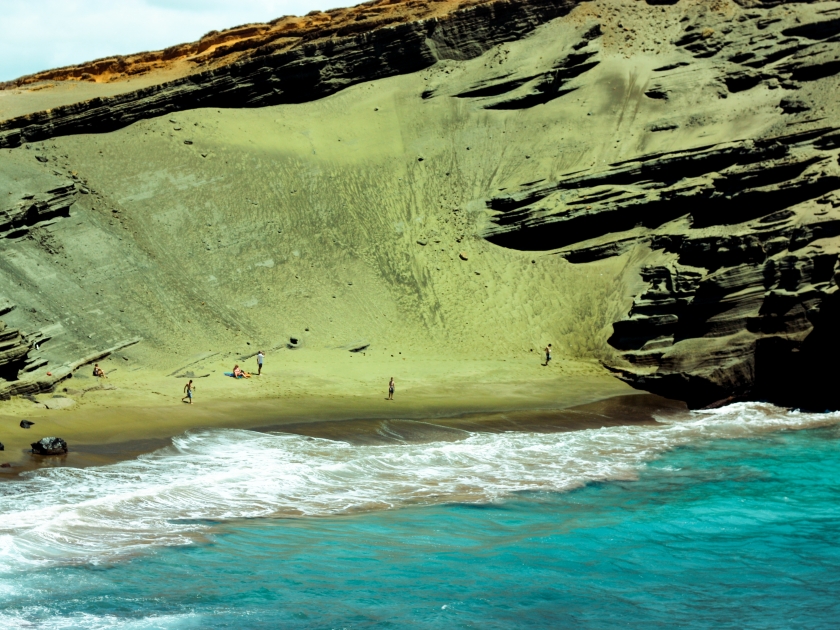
0 1 345 82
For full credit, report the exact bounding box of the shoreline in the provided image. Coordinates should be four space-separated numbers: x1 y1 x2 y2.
0 367 685 478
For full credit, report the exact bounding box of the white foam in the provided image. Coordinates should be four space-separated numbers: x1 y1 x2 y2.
0 402 836 572
0 611 204 630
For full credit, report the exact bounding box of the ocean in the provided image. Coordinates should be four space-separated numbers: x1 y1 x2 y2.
1 403 839 628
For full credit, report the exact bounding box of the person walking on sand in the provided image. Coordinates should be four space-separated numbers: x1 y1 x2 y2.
257 350 264 376
544 344 552 367
182 379 195 404
387 377 395 400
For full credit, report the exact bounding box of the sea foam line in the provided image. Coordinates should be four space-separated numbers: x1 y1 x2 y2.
0 402 836 572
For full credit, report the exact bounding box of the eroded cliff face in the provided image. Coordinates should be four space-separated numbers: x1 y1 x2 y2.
0 0 580 148
488 126 840 408
1 0 839 408
1 0 507 88
481 0 840 408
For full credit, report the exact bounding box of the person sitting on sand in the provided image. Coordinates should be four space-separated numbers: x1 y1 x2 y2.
233 365 244 378
387 377 395 400
182 379 195 404
93 363 107 378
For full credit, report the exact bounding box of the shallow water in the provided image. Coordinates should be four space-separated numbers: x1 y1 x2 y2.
1 403 839 628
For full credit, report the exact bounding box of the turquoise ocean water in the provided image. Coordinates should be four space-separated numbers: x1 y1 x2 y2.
1 403 839 628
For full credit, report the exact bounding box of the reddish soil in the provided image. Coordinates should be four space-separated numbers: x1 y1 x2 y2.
1 0 493 88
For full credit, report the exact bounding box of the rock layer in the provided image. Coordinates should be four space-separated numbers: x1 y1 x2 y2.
0 0 580 149
482 2 840 408
2 0 502 88
1 181 76 240
486 128 840 408
0 319 32 382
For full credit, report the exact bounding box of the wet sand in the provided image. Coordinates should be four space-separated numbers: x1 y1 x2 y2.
270 394 685 445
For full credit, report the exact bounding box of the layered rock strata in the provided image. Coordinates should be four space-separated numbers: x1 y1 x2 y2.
0 319 32 382
487 126 840 408
0 0 580 149
2 0 503 88
483 2 840 411
1 181 77 240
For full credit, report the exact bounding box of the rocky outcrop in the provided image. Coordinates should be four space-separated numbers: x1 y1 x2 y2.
486 124 840 408
30 437 68 455
1 181 77 239
0 319 32 382
0 315 57 401
485 128 840 253
0 0 582 148
1 0 501 88
445 23 602 109
481 0 840 411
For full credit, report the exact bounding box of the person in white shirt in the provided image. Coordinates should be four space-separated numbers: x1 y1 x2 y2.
257 350 265 375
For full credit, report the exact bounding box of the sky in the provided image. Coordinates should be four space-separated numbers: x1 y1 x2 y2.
0 0 345 82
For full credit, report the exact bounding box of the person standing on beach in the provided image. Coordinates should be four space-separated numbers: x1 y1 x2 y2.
387 377 395 400
182 379 195 404
544 344 552 366
257 350 265 376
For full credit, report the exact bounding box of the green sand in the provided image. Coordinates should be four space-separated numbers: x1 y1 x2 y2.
3 0 821 463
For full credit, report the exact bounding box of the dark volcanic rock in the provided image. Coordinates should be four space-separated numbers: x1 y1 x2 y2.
31 437 68 455
466 0 840 411
485 126 840 409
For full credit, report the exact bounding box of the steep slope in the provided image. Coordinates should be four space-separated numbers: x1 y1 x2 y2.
1 0 839 409
0 0 578 147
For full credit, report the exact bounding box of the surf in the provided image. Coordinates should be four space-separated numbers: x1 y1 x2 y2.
0 402 837 572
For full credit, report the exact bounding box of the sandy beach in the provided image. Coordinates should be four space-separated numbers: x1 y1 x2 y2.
0 350 681 475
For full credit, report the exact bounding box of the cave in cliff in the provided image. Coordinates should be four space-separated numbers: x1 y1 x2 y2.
1 0 839 409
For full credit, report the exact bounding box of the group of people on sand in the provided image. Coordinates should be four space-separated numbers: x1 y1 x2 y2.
230 350 264 379
178 344 553 405
181 350 266 404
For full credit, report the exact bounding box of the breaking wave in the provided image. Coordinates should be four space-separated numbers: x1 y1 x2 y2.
0 402 837 572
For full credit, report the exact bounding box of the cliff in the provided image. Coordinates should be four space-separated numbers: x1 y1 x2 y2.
0 0 839 409
0 0 578 148
480 0 840 408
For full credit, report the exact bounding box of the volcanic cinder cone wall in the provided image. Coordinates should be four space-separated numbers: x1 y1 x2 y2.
1 0 839 409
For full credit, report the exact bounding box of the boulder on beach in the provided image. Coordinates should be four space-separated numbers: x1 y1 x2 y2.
31 437 68 455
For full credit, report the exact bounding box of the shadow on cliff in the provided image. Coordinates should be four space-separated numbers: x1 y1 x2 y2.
754 291 840 412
